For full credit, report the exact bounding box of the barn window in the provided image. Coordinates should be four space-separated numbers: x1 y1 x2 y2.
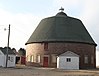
31 55 34 62
30 56 32 62
8 56 10 60
84 55 88 64
37 55 40 63
27 55 30 62
44 43 48 51
66 58 71 62
8 56 14 62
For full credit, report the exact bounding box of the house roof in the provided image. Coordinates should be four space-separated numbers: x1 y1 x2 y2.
59 51 79 57
26 11 96 45
0 47 15 55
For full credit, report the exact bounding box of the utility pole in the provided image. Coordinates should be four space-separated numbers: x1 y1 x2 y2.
5 24 10 68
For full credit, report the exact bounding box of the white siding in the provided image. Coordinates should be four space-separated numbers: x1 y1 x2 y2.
0 55 5 67
0 50 16 67
7 55 16 67
0 55 16 67
57 56 79 70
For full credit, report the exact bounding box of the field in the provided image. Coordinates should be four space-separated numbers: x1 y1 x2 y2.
0 65 99 76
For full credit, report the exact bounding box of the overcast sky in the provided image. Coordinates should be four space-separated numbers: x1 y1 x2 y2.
0 0 99 51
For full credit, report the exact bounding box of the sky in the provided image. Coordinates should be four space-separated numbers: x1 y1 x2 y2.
0 0 99 65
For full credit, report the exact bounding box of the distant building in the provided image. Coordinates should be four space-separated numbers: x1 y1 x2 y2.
0 47 16 67
12 48 26 65
25 8 97 69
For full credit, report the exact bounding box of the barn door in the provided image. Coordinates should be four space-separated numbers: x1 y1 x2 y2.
21 56 26 65
43 57 48 67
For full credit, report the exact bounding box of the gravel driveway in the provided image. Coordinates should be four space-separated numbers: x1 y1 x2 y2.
0 65 99 76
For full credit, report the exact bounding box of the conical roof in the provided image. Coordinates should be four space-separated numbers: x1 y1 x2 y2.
26 11 96 45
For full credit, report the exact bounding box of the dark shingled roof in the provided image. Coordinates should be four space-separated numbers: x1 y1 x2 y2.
0 47 15 55
26 12 96 45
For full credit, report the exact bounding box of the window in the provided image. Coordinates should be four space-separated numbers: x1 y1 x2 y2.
8 56 13 62
66 58 71 62
27 55 34 62
31 55 34 62
8 56 10 60
44 43 48 50
33 55 36 62
84 55 88 64
37 55 40 63
10 57 13 62
30 56 32 62
27 56 30 62
52 54 57 63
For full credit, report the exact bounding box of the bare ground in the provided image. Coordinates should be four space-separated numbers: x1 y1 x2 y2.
0 65 99 76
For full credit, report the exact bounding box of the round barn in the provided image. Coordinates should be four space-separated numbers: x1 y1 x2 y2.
25 8 97 69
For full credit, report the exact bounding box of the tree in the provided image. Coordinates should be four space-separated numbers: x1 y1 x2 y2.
12 48 17 53
18 48 26 56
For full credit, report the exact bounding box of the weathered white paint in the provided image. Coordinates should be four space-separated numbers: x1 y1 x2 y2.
57 51 79 70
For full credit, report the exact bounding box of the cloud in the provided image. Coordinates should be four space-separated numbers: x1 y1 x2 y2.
52 0 84 14
78 0 99 48
0 9 13 25
10 13 42 49
53 0 82 7
0 8 42 49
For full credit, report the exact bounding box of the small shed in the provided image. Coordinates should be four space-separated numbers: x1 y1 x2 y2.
0 47 16 67
57 51 79 70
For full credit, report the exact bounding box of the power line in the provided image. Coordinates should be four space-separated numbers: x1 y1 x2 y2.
11 25 29 36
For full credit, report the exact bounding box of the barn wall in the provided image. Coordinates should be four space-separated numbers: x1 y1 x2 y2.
26 42 96 68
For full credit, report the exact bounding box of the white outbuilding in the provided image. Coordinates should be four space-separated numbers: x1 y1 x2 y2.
57 51 79 70
0 47 16 67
